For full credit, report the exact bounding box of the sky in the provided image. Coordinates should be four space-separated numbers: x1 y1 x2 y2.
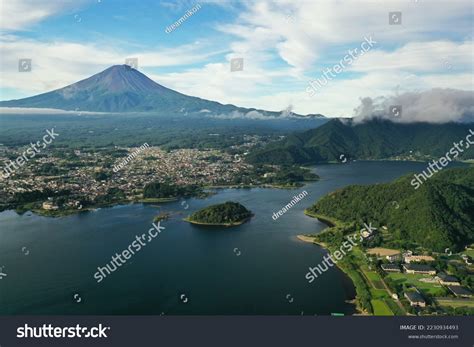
0 0 472 118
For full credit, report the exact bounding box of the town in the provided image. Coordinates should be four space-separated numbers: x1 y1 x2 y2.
0 140 315 216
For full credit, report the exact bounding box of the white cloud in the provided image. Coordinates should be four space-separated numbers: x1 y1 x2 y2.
0 38 225 98
217 0 473 71
0 0 472 121
0 107 106 115
352 89 474 123
351 40 473 73
0 0 90 31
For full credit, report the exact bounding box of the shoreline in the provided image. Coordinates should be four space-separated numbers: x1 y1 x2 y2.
303 209 339 227
295 234 328 248
295 235 314 243
183 216 251 227
302 212 366 315
5 181 314 218
204 182 311 190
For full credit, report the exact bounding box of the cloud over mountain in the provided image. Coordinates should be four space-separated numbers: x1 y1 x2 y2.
353 89 474 124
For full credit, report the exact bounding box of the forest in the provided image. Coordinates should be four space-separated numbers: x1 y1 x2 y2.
307 167 474 251
187 201 252 225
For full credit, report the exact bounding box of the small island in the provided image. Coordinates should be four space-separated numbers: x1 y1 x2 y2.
153 212 170 223
184 201 252 227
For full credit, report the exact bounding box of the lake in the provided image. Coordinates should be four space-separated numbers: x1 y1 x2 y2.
0 161 439 315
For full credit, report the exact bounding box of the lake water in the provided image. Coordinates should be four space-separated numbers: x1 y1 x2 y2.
0 161 438 315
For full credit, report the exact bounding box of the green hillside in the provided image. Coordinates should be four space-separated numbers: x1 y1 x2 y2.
185 201 252 226
306 167 474 251
248 119 474 164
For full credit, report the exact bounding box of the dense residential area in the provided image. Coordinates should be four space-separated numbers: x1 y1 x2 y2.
0 142 316 216
0 145 245 214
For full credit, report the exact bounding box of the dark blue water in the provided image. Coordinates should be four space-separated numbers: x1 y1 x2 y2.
0 161 437 315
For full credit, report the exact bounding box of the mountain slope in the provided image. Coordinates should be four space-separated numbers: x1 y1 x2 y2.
306 167 474 251
0 65 232 113
0 65 324 119
248 118 474 164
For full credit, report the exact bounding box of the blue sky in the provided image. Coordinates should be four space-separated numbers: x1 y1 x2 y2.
0 0 472 118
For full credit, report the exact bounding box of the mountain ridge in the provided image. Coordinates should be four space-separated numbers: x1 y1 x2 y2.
248 118 474 164
306 166 474 251
0 65 325 118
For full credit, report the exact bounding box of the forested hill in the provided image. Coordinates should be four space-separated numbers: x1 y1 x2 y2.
306 167 474 252
186 202 252 226
247 118 474 164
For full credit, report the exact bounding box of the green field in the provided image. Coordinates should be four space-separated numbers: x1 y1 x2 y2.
370 288 390 299
371 299 394 316
362 266 385 289
384 299 405 315
435 298 474 308
387 273 447 296
462 249 474 258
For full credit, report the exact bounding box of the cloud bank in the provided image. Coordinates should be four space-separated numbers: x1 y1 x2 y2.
353 89 474 124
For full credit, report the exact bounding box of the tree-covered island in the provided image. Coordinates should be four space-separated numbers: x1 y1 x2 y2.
184 201 253 227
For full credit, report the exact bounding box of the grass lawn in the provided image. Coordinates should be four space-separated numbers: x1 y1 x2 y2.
463 249 474 258
371 299 394 316
387 273 447 296
384 299 405 315
370 288 390 299
435 298 474 308
362 266 386 289
371 279 385 290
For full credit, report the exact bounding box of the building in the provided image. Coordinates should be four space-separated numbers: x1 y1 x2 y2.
461 254 472 266
448 286 473 298
386 254 401 262
361 230 374 239
42 201 59 210
404 255 435 264
437 273 460 286
404 291 426 307
381 264 401 273
403 264 436 275
402 250 413 258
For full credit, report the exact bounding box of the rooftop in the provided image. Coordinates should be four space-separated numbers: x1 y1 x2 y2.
405 291 425 303
438 273 459 282
381 264 400 270
448 286 473 296
403 264 436 272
